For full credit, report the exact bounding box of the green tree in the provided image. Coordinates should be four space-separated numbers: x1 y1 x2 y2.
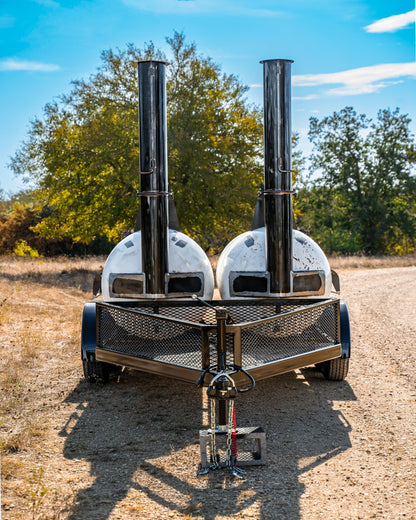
301 107 416 255
364 108 416 254
10 33 263 252
291 132 305 223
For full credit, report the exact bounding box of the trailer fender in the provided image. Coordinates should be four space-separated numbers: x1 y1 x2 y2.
81 302 97 361
339 300 351 358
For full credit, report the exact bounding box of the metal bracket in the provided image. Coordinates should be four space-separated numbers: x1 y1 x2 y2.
263 189 295 195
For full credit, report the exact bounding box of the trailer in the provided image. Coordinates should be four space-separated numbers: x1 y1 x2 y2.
81 59 350 477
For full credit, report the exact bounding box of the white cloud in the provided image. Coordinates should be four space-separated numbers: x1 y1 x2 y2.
293 94 318 101
364 9 415 33
0 58 60 72
293 62 416 96
122 0 282 17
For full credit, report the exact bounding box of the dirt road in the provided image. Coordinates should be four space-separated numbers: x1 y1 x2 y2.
1 263 415 519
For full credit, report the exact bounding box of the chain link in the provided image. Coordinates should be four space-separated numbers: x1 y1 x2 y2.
198 392 246 478
198 367 251 478
226 399 235 470
209 397 219 470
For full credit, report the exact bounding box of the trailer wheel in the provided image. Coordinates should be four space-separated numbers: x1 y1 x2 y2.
318 357 349 381
83 358 112 384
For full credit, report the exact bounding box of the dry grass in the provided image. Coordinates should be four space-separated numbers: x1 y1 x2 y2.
0 304 45 455
1 252 414 283
0 255 106 293
327 253 416 270
0 256 89 518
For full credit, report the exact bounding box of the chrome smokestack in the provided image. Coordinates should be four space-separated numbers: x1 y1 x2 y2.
138 60 169 295
261 59 294 294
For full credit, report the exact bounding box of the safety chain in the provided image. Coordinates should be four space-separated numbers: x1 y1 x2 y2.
225 398 235 470
209 397 219 471
197 375 246 479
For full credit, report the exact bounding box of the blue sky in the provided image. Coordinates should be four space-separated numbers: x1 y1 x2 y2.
1 0 415 195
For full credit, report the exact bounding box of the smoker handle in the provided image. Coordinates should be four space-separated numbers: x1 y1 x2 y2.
138 158 155 175
277 157 294 174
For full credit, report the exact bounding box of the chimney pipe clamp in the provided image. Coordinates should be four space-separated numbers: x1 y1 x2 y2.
263 189 295 195
136 190 172 198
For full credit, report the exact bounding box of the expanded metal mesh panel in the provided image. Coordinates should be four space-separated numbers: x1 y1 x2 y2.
96 299 340 374
206 435 262 464
226 303 299 324
97 305 204 369
117 300 303 325
125 303 217 325
199 425 266 468
240 303 339 368
158 306 216 324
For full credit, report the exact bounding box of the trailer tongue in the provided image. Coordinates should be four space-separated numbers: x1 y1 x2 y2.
81 58 351 476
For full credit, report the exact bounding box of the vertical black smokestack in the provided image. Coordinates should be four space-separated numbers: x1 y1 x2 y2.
138 60 169 295
261 59 293 294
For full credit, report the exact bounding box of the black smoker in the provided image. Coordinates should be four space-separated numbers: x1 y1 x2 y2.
226 58 326 298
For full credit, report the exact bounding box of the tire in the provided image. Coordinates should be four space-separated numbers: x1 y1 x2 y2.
83 358 112 384
318 357 349 381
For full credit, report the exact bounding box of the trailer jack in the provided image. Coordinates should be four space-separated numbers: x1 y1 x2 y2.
197 370 266 477
195 301 266 477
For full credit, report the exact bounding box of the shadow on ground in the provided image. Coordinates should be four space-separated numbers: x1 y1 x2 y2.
60 368 356 519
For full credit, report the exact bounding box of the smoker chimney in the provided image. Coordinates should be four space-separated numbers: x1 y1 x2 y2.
261 59 294 294
138 60 169 295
